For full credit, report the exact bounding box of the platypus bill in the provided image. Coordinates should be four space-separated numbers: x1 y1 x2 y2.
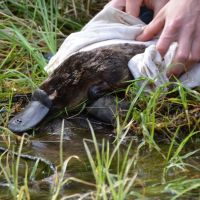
8 43 146 133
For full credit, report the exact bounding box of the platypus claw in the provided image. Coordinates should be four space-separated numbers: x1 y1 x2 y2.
8 89 52 133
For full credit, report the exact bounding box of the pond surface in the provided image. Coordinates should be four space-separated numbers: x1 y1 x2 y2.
0 116 199 200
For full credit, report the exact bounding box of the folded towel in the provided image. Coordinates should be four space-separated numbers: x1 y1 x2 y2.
45 5 200 89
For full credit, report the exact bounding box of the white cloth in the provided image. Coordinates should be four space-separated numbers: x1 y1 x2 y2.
128 43 200 89
45 6 154 74
45 5 200 89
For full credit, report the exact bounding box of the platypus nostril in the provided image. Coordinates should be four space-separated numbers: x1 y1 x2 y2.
15 118 22 124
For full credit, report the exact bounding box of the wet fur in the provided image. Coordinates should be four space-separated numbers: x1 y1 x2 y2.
40 43 146 110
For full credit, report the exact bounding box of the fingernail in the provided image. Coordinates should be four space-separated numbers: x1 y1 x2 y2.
166 63 185 78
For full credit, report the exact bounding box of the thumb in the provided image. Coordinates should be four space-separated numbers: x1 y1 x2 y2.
136 8 165 41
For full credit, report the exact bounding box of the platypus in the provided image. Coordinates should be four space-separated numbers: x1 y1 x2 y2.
8 43 146 133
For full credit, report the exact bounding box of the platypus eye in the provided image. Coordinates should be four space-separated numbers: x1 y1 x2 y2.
49 90 57 100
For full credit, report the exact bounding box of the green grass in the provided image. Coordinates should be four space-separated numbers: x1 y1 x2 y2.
0 0 200 199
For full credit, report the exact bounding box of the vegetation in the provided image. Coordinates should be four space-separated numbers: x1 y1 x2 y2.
0 0 199 199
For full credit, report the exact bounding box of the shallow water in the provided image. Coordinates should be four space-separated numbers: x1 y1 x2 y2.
0 116 199 199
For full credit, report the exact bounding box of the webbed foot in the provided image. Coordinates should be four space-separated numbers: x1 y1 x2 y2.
88 81 110 100
87 95 129 124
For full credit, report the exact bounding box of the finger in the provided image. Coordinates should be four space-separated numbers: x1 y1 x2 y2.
190 24 200 63
136 8 165 41
109 0 126 10
156 24 177 57
153 0 168 16
126 0 143 17
167 31 193 77
186 60 196 71
167 61 194 79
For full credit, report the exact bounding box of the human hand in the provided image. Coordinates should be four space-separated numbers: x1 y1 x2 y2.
137 0 200 77
109 0 168 17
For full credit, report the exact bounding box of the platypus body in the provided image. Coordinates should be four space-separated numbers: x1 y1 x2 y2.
8 43 146 133
40 44 146 109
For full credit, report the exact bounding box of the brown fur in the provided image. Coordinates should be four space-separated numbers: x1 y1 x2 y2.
40 43 146 110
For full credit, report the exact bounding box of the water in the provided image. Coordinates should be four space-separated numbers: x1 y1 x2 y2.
0 116 199 199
